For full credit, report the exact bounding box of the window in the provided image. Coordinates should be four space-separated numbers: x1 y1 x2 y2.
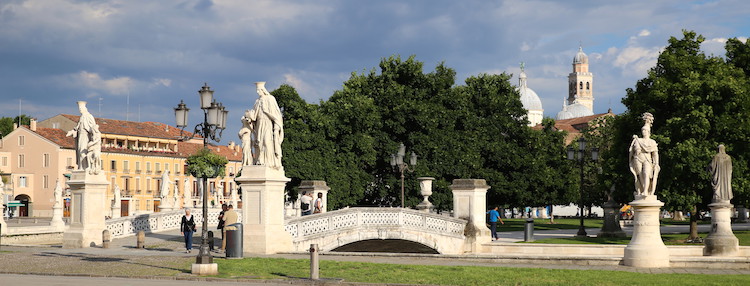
18 135 25 146
18 154 25 168
66 157 73 167
135 177 141 191
175 164 179 174
123 161 130 173
146 162 151 172
19 176 27 187
165 163 169 171
146 178 152 191
586 82 590 90
52 122 60 129
43 175 49 189
135 162 141 172
229 167 234 174
110 160 117 171
579 81 583 89
124 177 130 191
43 153 50 167
155 163 161 172
2 156 7 166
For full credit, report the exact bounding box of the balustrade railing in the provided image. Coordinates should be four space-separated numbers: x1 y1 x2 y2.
284 207 466 240
105 208 241 238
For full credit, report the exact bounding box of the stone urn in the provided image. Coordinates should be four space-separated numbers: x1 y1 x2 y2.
416 177 435 212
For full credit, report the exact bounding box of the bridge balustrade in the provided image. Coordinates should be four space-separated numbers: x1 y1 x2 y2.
105 208 240 238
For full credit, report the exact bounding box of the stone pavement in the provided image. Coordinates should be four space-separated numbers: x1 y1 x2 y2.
2 224 750 285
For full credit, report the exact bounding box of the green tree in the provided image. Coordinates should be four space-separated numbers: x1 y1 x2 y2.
0 115 32 137
615 30 750 240
275 55 577 212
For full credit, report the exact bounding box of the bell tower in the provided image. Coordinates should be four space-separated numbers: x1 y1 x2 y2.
567 46 594 112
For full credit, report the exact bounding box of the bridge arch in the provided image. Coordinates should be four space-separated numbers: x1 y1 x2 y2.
284 207 468 254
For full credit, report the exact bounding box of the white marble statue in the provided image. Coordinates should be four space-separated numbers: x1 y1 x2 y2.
709 144 733 203
113 183 121 207
0 179 5 208
66 101 102 174
230 186 238 208
183 178 192 205
172 182 179 208
216 181 225 203
629 112 660 198
53 179 63 208
244 81 284 169
160 170 173 199
239 110 254 166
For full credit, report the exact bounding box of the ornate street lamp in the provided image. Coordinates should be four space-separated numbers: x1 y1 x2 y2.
567 136 598 237
390 143 417 208
174 83 228 266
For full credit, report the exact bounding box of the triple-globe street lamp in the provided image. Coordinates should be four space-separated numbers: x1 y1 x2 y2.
567 136 598 237
174 83 228 265
390 143 417 208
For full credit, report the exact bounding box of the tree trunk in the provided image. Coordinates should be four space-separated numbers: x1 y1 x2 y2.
687 205 701 242
674 211 685 221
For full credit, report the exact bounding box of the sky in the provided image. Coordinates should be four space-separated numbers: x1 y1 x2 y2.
1 0 749 143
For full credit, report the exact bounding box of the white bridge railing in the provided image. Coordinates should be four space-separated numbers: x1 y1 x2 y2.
284 207 466 240
105 208 241 238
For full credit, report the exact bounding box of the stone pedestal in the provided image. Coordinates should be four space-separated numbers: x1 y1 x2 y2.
598 198 626 238
704 202 739 256
235 165 292 254
450 179 490 253
416 177 435 213
539 207 549 219
623 196 669 267
63 170 108 248
0 207 7 235
191 263 218 275
299 180 330 214
111 206 121 218
736 205 748 223
50 204 65 231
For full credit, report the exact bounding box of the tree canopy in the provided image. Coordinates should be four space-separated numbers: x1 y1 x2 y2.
276 55 575 211
610 30 750 212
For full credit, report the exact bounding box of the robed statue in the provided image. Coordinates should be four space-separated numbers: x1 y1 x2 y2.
629 112 660 197
709 144 733 203
242 81 284 169
160 170 173 199
66 101 102 174
239 110 254 166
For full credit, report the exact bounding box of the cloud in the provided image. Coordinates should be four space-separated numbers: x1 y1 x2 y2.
638 29 651 37
71 71 133 96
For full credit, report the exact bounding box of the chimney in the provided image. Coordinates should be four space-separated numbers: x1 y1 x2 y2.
30 118 37 131
13 123 18 130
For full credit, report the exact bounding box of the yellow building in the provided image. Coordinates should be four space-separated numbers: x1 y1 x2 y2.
0 115 242 217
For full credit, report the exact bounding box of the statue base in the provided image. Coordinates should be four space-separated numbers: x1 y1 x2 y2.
598 199 626 238
236 165 292 254
50 205 66 231
191 263 218 275
111 207 121 218
416 201 433 213
623 198 670 268
63 170 108 248
704 202 739 256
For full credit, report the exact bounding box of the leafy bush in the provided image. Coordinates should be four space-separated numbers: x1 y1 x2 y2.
186 148 228 178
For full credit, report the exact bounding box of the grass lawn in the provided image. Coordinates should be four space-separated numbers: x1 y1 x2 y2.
215 257 750 285
497 218 603 232
528 230 750 245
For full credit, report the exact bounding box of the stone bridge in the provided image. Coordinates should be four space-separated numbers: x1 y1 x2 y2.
283 207 468 254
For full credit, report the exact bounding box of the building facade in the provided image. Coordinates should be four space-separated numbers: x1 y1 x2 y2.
0 115 242 218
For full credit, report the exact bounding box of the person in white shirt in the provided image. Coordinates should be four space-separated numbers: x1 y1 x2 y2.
300 191 313 216
313 192 324 214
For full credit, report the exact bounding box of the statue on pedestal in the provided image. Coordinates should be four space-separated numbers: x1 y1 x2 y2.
243 82 284 169
216 181 225 203
709 144 733 203
183 178 192 207
113 183 121 208
629 112 660 198
66 101 102 175
160 170 173 199
53 179 63 208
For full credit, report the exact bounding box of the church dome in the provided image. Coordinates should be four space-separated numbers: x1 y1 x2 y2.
517 69 543 111
518 85 543 111
556 108 574 120
573 46 588 64
565 102 594 118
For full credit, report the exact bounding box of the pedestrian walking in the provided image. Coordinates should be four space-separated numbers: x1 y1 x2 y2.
180 208 196 253
486 206 504 241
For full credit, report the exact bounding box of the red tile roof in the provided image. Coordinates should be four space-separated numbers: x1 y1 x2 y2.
60 114 201 140
34 127 75 149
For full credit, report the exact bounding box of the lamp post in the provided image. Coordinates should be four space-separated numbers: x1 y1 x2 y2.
390 143 417 208
174 83 228 265
567 136 598 237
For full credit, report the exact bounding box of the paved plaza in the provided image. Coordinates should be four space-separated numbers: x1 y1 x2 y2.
2 224 750 285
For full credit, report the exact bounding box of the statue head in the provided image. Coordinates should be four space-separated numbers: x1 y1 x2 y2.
77 101 88 113
641 112 654 126
718 144 726 154
641 125 651 139
255 82 267 97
